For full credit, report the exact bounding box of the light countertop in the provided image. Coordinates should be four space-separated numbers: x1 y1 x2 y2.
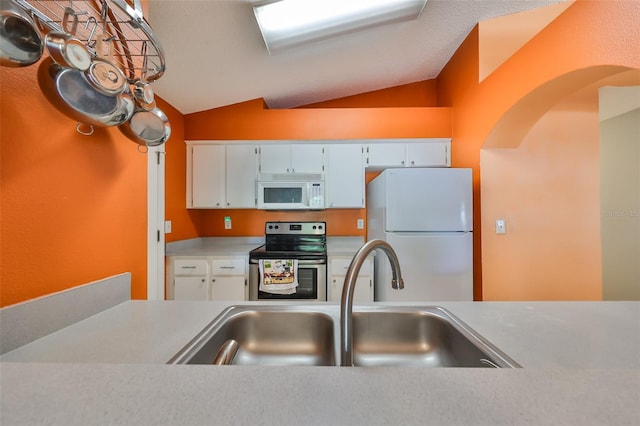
1 300 639 425
165 237 264 256
165 236 366 257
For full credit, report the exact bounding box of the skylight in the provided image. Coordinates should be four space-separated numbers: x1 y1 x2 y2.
252 0 428 53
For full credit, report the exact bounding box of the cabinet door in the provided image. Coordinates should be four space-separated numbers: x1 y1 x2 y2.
326 144 364 208
366 143 406 168
191 145 225 208
259 145 291 174
174 276 209 300
292 144 324 173
330 276 372 303
329 258 373 302
226 145 257 208
406 142 450 167
211 276 246 301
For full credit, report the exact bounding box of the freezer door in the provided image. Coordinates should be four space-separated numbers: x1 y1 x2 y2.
384 168 472 232
374 232 473 302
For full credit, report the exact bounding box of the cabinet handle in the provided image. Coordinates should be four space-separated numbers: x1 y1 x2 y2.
220 266 235 270
181 266 197 269
201 279 205 283
212 278 216 283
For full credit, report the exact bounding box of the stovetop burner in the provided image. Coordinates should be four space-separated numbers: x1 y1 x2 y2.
250 221 327 261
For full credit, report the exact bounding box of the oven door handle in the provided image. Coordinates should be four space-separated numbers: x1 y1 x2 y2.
250 258 326 266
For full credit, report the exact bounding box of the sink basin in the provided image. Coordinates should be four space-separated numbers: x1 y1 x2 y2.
168 306 336 366
168 305 520 368
352 307 518 367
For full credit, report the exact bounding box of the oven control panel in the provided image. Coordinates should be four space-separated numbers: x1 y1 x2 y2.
265 221 326 235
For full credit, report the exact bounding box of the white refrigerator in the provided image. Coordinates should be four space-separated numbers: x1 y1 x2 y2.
367 168 473 302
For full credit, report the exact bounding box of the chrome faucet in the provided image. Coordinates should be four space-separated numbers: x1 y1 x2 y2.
340 239 404 366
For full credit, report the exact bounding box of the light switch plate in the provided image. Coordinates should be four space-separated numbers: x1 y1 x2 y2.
357 219 364 229
164 221 172 233
495 219 506 234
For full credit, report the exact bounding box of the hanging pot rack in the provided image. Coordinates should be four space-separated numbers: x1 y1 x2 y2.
13 0 165 83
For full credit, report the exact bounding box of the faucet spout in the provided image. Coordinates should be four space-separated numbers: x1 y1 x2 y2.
340 239 404 366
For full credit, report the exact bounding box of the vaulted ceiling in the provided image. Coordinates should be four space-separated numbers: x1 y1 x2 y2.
148 0 568 114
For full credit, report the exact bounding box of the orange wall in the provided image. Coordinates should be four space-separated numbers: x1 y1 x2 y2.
301 80 439 108
482 108 602 300
1 66 142 306
438 0 640 300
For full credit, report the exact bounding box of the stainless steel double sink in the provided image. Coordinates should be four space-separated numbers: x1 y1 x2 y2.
168 305 520 368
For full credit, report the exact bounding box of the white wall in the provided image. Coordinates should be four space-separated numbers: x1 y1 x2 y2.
599 86 640 300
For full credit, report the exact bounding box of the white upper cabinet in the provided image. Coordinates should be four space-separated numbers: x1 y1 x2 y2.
188 142 257 209
188 139 450 210
190 144 225 208
326 144 365 208
258 144 290 174
226 144 258 208
259 144 325 174
406 142 450 167
366 143 405 167
366 139 451 168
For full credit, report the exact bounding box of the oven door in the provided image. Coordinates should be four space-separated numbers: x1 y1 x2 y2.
249 259 327 301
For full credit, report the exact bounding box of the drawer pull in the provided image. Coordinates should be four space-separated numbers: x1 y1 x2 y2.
219 266 235 269
181 266 197 269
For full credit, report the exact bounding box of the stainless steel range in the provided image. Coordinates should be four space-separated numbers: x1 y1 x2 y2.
249 221 327 301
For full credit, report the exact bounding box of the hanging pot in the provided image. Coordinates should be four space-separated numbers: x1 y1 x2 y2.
38 56 134 128
0 0 43 67
84 56 127 96
132 79 156 111
118 106 171 147
44 31 92 71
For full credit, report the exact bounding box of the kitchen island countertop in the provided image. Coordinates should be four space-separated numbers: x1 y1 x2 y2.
1 300 639 425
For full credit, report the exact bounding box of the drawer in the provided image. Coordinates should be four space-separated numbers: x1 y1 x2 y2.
331 258 372 276
173 259 208 276
211 258 246 275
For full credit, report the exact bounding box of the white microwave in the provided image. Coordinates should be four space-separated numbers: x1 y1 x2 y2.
257 173 325 210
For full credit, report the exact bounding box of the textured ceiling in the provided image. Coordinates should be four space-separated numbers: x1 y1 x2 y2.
148 0 567 114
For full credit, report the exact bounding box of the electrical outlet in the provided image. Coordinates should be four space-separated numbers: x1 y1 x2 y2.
357 219 364 229
224 216 232 230
164 221 172 233
495 219 506 234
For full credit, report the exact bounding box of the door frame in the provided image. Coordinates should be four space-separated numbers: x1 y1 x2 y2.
147 145 165 300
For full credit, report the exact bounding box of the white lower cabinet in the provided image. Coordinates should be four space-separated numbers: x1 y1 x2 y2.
174 276 209 300
168 256 247 301
210 258 247 301
328 257 373 302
